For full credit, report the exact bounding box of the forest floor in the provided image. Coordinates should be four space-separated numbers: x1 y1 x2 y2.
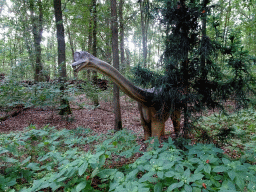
0 94 176 137
0 91 236 141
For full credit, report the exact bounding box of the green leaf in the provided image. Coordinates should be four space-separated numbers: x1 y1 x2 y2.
57 168 67 177
204 164 211 174
38 154 50 162
31 179 44 191
227 170 236 180
76 181 87 192
192 187 201 192
189 158 200 163
21 156 31 165
222 158 230 165
167 181 184 191
99 154 106 167
0 148 9 154
190 173 204 182
220 180 236 190
184 184 192 192
57 177 67 182
165 170 175 177
184 169 190 178
235 176 245 190
27 163 40 170
4 177 17 187
157 171 164 179
175 164 184 172
70 159 81 167
50 182 62 191
247 182 256 190
154 182 162 192
98 169 117 179
139 172 155 182
212 165 229 172
112 141 118 146
126 169 139 180
91 167 99 178
4 157 18 163
78 162 88 176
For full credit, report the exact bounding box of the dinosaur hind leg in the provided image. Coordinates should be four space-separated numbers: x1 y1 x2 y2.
171 108 181 136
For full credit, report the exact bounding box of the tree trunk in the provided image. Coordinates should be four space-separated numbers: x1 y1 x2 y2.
180 0 189 137
139 0 149 68
119 0 125 72
111 0 122 131
201 0 209 80
53 0 71 115
29 0 46 82
87 3 93 80
65 16 76 78
92 0 99 106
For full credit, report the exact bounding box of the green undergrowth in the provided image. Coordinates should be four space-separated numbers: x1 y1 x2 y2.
0 79 112 112
193 108 256 163
1 125 256 192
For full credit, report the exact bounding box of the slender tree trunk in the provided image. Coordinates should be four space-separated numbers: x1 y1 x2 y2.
201 0 208 80
119 0 125 71
65 17 76 78
125 48 130 68
139 0 149 68
111 0 122 131
87 3 93 80
30 0 45 82
105 4 112 64
53 0 71 115
180 0 189 137
92 0 99 106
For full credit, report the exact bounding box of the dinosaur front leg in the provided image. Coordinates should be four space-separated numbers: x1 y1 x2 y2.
141 119 151 140
138 103 151 140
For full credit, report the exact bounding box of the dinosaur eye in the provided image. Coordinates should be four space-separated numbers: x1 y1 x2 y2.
74 52 80 61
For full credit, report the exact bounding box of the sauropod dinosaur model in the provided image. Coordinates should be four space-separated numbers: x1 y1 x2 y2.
71 51 181 140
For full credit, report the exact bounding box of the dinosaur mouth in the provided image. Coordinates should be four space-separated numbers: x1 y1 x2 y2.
72 59 89 72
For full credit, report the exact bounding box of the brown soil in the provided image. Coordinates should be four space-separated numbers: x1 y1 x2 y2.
0 95 175 137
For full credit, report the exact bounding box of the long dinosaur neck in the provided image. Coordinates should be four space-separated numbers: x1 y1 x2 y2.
74 56 153 104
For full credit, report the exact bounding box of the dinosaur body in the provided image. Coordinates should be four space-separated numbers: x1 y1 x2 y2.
72 51 181 140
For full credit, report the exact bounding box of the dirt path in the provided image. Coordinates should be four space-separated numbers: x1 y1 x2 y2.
0 95 175 137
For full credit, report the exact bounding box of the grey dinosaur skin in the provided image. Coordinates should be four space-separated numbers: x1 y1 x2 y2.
72 51 181 140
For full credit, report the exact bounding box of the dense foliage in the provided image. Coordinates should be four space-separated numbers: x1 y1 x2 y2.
131 0 255 137
0 124 256 191
194 108 256 163
0 79 103 113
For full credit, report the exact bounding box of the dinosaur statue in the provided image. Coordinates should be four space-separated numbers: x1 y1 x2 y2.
71 51 181 140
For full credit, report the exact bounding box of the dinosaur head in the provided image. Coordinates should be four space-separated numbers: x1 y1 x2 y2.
72 51 93 72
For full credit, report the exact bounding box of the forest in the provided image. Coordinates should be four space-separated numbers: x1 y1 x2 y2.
0 0 256 191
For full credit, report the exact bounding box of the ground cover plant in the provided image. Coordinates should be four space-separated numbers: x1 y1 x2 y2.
0 79 107 120
1 123 256 191
193 108 256 163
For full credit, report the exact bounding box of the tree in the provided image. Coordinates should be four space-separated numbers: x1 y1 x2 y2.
119 0 125 71
92 0 99 107
131 0 254 138
111 0 122 131
29 0 46 82
53 0 71 115
139 0 150 68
